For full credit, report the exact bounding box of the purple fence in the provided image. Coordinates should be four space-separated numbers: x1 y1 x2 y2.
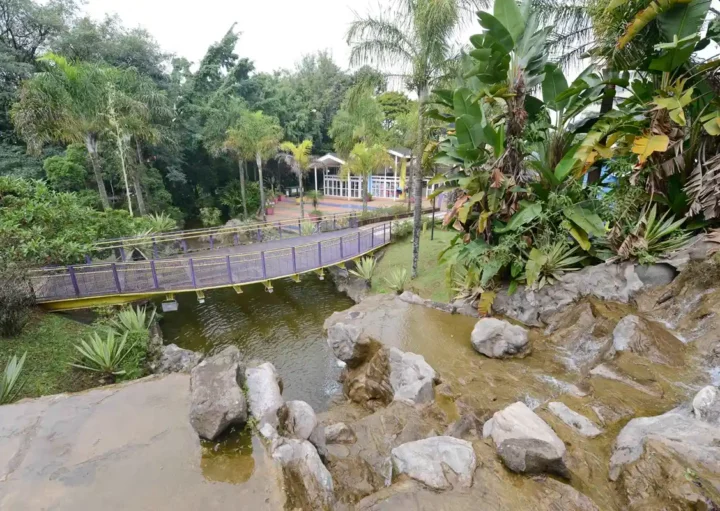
30 223 391 303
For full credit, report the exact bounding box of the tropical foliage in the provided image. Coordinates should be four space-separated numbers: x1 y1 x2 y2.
71 330 135 379
349 256 377 283
0 352 27 404
341 142 392 212
428 0 719 306
109 306 156 335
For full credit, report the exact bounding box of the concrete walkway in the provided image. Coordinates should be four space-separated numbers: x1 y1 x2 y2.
0 374 283 510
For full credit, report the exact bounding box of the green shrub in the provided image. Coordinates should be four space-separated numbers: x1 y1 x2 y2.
391 220 413 240
143 213 177 233
349 256 377 283
70 330 136 381
0 352 27 404
199 207 222 227
384 267 409 293
110 306 156 335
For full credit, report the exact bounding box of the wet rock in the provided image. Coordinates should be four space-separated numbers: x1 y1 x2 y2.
325 422 357 445
494 262 644 326
391 436 476 490
693 385 720 424
547 402 603 438
189 346 247 441
662 233 718 271
611 314 685 366
278 400 317 441
343 341 394 411
156 344 202 374
327 322 373 368
327 264 370 303
471 318 530 358
634 263 677 288
589 364 662 397
272 439 335 510
245 361 284 426
609 406 720 481
389 347 437 405
445 413 482 439
483 401 567 477
398 291 456 314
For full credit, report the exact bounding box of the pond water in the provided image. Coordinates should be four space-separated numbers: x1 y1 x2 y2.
158 277 355 412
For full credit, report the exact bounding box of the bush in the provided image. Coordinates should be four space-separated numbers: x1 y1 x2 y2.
110 306 156 335
0 352 27 404
391 220 413 240
0 268 35 337
384 267 409 293
349 256 377 283
200 207 222 227
70 330 136 381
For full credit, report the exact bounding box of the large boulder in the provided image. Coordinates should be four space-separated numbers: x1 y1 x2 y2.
273 439 335 510
611 314 685 366
471 318 530 358
388 348 437 405
342 340 394 411
279 400 318 441
327 322 373 368
493 262 644 326
156 344 202 374
189 346 247 441
693 386 720 424
245 361 284 426
391 436 477 490
483 401 567 476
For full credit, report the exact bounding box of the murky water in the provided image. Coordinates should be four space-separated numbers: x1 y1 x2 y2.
158 278 355 412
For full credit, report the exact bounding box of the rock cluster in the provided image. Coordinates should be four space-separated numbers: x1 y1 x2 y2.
156 344 203 374
391 436 477 490
471 318 530 358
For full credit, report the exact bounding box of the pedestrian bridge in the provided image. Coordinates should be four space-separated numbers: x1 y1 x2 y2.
30 221 394 311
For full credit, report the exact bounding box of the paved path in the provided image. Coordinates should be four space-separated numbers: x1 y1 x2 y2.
0 374 284 511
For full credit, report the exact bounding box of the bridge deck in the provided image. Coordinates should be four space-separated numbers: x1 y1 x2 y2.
31 222 392 310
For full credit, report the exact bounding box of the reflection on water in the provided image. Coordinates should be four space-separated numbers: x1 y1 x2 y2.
158 278 355 412
200 426 256 484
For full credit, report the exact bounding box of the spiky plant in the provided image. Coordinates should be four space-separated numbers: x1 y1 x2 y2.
525 243 586 289
71 330 135 379
612 206 690 264
349 256 377 284
300 221 317 236
144 213 177 233
110 306 156 335
385 267 409 293
0 352 27 405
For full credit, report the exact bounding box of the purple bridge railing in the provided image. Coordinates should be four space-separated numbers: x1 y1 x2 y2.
30 223 392 303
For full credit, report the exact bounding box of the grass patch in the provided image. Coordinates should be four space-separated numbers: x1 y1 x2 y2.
372 228 455 302
0 310 150 401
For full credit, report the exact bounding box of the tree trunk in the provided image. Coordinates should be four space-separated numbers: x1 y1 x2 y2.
85 134 110 209
503 75 528 183
411 86 427 279
587 81 616 185
298 172 305 219
133 139 147 216
114 130 133 216
362 173 368 213
239 160 248 219
257 152 266 222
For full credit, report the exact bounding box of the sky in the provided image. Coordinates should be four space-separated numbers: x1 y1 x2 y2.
82 0 392 73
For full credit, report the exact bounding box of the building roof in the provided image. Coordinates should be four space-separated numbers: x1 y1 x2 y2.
316 153 346 166
388 147 412 159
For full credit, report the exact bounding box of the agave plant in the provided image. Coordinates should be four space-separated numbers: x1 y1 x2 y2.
385 267 409 294
300 221 317 236
71 331 135 379
525 243 586 290
0 352 27 405
349 256 377 284
144 212 177 233
611 206 690 264
110 306 156 335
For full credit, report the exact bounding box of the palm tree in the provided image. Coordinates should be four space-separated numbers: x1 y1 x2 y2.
330 85 385 156
12 54 112 209
342 142 392 213
226 111 284 222
279 140 313 218
347 0 482 278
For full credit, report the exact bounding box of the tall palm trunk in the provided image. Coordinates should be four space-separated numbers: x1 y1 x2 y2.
84 133 110 209
298 172 305 218
362 173 368 213
238 160 248 219
113 129 133 216
133 139 147 216
256 152 266 222
587 80 616 184
411 86 427 279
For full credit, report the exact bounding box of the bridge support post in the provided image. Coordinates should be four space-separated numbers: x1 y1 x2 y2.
278 222 282 238
291 247 297 273
318 242 322 265
234 233 239 246
357 231 361 255
384 222 387 244
340 237 344 259
333 215 336 230
111 263 121 293
152 238 158 259
181 240 188 254
209 235 214 250
371 226 375 248
261 251 267 279
189 258 197 288
151 260 160 289
68 266 80 296
120 247 126 262
226 255 233 284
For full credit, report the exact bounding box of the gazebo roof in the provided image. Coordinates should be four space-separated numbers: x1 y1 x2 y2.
316 153 346 166
388 147 412 159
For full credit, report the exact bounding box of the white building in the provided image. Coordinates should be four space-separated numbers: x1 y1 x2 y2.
310 148 435 201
